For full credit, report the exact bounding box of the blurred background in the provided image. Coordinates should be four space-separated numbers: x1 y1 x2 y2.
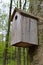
0 0 43 65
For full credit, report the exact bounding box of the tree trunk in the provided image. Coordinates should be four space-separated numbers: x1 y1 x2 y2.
23 0 26 10
29 0 43 65
3 0 12 65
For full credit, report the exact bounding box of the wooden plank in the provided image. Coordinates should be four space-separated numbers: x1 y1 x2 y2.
11 12 38 47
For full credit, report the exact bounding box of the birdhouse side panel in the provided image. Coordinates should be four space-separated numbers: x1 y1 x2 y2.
29 18 38 45
11 12 22 45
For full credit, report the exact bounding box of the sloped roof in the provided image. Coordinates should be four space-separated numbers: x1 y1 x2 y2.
11 7 43 21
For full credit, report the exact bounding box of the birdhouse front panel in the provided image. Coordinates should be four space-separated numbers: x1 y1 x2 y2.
11 10 38 47
21 16 30 43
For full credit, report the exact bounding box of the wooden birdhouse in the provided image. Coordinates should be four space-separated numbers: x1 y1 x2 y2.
11 7 39 47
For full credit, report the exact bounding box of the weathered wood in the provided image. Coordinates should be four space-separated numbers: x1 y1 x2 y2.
11 11 38 47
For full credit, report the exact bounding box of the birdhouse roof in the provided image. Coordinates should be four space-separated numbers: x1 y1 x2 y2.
11 7 43 21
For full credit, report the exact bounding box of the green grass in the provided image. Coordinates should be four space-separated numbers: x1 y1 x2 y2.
0 41 28 65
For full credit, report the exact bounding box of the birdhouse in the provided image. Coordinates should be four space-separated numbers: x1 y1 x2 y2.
11 7 39 47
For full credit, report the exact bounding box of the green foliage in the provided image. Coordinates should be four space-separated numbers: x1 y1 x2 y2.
0 0 30 65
